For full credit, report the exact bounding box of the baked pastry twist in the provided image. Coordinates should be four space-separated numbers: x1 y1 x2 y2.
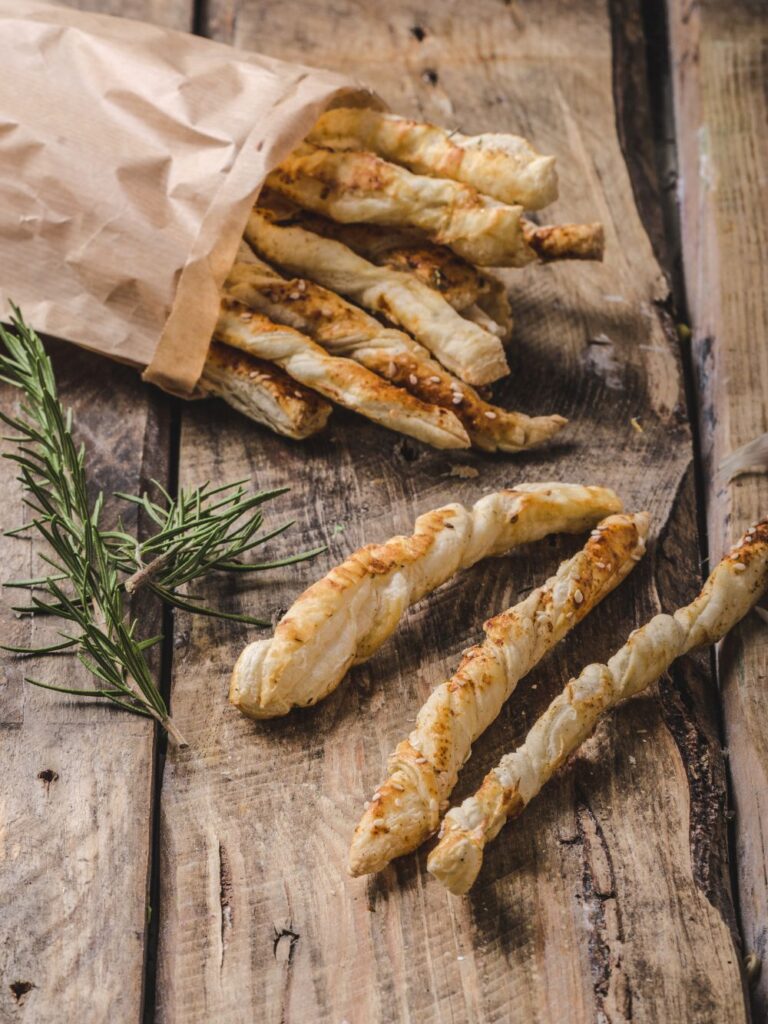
267 142 534 267
258 196 508 325
246 207 509 385
521 220 605 262
216 299 469 450
200 341 331 439
285 205 602 314
226 247 565 452
428 517 768 894
349 512 648 875
230 484 623 719
307 107 558 210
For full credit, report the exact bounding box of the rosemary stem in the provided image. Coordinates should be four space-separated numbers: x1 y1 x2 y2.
124 550 175 595
1 310 318 741
154 709 188 748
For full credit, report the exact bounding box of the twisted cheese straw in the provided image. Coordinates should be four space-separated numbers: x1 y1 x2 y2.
307 107 558 210
256 198 493 313
428 517 768 895
216 299 469 450
349 512 649 875
521 220 605 262
296 206 602 276
267 143 533 268
246 207 509 386
230 484 623 719
226 247 565 453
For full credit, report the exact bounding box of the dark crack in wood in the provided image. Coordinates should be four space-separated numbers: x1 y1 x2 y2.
219 842 234 969
575 791 634 1023
658 668 736 931
273 922 300 964
608 0 671 270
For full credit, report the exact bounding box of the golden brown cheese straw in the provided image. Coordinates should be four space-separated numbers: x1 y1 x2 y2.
271 203 603 322
226 248 564 453
307 107 558 210
216 300 469 450
522 220 605 262
257 195 514 339
259 195 601 340
428 517 768 895
246 207 509 386
267 143 536 267
230 484 623 719
200 342 331 439
348 512 649 876
258 198 494 313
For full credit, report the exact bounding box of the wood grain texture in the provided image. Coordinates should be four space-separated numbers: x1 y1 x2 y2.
152 1 749 1021
0 343 171 1023
59 0 193 31
668 0 768 1016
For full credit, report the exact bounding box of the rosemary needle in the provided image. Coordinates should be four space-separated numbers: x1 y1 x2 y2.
0 307 323 742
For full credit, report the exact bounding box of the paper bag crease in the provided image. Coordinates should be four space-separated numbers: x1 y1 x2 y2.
0 1 376 395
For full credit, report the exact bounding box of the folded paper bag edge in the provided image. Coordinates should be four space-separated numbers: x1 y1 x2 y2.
0 1 382 397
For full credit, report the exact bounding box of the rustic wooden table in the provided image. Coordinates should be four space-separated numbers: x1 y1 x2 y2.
1 1 766 1022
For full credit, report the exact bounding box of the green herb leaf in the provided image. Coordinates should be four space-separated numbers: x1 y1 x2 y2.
0 308 321 743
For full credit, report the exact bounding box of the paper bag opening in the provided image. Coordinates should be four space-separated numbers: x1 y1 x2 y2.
0 1 378 396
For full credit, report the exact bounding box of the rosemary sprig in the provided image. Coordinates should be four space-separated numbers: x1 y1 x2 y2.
107 480 323 624
0 307 321 743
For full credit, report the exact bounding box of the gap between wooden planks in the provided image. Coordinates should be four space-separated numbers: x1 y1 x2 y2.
668 0 768 1018
153 1 750 1022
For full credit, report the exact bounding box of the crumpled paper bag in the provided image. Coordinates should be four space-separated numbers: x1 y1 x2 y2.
0 1 374 394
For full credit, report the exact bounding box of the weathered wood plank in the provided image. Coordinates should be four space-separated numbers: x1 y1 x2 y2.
668 0 768 1016
63 0 193 31
0 343 171 1023
0 5 190 1019
156 1 748 1020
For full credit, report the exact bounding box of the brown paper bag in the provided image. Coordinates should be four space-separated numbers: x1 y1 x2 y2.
0 1 374 394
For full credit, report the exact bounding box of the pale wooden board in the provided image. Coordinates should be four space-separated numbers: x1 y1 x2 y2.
62 0 193 30
152 1 749 1021
0 345 170 1023
0 5 190 1020
668 0 768 1016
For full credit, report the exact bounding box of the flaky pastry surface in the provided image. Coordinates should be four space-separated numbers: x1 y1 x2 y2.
200 342 332 439
230 484 623 719
429 517 768 894
246 208 509 386
349 512 648 876
308 107 558 210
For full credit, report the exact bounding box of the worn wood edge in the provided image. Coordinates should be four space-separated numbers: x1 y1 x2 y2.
666 0 768 1015
608 0 745 952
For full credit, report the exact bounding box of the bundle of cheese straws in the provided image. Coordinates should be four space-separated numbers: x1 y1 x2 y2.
199 109 605 453
229 484 768 894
